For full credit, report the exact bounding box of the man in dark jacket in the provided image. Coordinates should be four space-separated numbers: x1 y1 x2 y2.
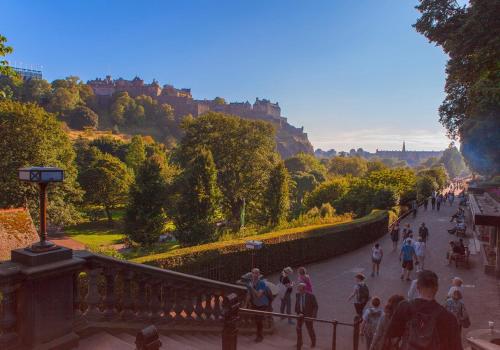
295 283 318 349
385 270 463 350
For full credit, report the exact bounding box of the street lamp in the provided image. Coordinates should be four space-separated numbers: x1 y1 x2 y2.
18 167 64 252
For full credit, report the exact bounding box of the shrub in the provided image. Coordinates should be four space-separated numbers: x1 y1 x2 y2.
67 105 98 130
319 203 335 218
132 210 388 283
306 206 320 217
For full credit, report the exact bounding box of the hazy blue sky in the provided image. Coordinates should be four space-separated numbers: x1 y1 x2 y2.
2 0 451 152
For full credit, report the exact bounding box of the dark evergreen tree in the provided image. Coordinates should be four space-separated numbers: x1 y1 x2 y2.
125 154 170 245
263 162 291 226
173 148 221 245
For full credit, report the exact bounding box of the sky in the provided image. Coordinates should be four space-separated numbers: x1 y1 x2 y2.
2 0 452 152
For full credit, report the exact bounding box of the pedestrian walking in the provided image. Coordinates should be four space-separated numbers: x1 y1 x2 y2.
297 267 313 294
411 199 418 218
348 273 370 317
295 283 318 350
423 197 429 211
370 294 405 350
390 223 400 251
414 237 426 271
385 270 463 350
244 268 270 343
400 239 417 281
278 267 295 324
444 289 470 335
402 224 412 240
371 243 383 277
418 222 429 243
431 196 436 210
447 277 464 299
437 194 443 211
449 193 455 206
362 297 383 350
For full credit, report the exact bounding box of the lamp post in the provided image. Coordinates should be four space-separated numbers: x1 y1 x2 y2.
18 167 64 252
245 240 263 269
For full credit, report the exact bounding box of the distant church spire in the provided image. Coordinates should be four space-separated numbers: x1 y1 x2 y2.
402 141 406 152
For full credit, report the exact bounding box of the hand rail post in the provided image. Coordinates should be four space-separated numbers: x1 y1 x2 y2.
222 293 239 350
331 321 337 350
353 315 360 350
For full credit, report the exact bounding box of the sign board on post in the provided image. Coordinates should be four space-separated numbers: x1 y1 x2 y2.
245 240 263 250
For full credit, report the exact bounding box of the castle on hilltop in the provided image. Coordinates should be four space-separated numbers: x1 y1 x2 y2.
87 76 313 157
375 141 442 166
88 76 288 125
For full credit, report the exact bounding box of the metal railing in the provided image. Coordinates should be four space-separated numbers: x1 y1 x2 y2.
221 294 361 350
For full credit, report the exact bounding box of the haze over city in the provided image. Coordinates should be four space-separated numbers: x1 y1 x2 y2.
2 0 451 152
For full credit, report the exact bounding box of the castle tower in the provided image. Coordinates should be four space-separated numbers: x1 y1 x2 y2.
402 141 406 153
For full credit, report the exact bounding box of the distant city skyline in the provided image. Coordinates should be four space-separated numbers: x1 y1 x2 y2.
2 0 452 152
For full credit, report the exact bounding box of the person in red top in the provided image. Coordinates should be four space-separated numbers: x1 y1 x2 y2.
385 270 463 350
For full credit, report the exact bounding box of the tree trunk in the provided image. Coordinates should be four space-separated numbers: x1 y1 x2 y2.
105 206 113 223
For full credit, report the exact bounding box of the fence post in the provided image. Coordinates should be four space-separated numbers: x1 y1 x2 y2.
353 315 360 350
222 293 239 350
331 321 337 350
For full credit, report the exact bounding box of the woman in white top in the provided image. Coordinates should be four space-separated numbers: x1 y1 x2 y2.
413 237 426 271
371 243 383 277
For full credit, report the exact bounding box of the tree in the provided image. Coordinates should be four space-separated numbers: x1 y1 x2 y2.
125 154 171 245
284 152 327 178
440 143 468 178
90 136 128 162
79 152 132 222
414 0 500 175
304 177 350 210
21 79 52 106
213 97 226 105
0 100 82 225
263 162 291 226
416 175 438 200
125 135 147 174
176 112 277 224
328 156 368 177
417 166 448 190
0 34 15 77
67 105 98 130
366 168 417 201
173 148 221 245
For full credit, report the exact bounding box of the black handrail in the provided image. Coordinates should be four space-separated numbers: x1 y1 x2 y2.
234 307 361 350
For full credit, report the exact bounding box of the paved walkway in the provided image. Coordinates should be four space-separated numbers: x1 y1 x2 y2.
257 200 500 349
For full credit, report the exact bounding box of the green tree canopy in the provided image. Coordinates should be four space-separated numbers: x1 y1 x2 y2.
0 34 15 78
0 100 82 225
263 162 291 226
172 147 222 245
66 105 99 130
176 112 277 224
415 0 500 175
125 135 147 174
328 156 368 177
79 152 133 222
125 153 172 245
304 177 350 210
440 143 468 178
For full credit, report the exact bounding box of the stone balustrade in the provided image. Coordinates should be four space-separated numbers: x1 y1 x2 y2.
0 249 264 349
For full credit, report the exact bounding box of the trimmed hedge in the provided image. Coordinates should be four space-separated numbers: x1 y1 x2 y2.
133 210 389 283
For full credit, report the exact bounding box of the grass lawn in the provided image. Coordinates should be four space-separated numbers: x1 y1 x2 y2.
65 209 126 251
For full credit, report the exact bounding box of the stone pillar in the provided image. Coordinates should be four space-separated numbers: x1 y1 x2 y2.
11 247 84 350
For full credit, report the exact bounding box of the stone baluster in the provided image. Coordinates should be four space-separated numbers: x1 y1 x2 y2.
136 277 148 321
162 282 174 323
120 270 135 321
84 267 103 320
73 271 85 329
102 266 117 320
148 279 162 323
0 281 19 346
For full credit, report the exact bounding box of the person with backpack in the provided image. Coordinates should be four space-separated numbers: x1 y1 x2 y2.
348 273 370 317
423 196 429 211
362 297 383 350
295 282 318 349
386 270 463 350
431 192 437 210
418 222 429 243
437 194 443 211
370 294 405 350
245 268 270 343
444 289 470 335
279 266 294 324
400 239 417 281
390 223 400 251
371 243 383 277
414 237 426 272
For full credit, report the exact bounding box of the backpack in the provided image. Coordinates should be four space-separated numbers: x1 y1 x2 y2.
364 308 382 337
358 283 370 304
402 302 443 350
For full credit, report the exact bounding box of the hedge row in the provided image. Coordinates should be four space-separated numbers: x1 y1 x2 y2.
133 210 389 283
